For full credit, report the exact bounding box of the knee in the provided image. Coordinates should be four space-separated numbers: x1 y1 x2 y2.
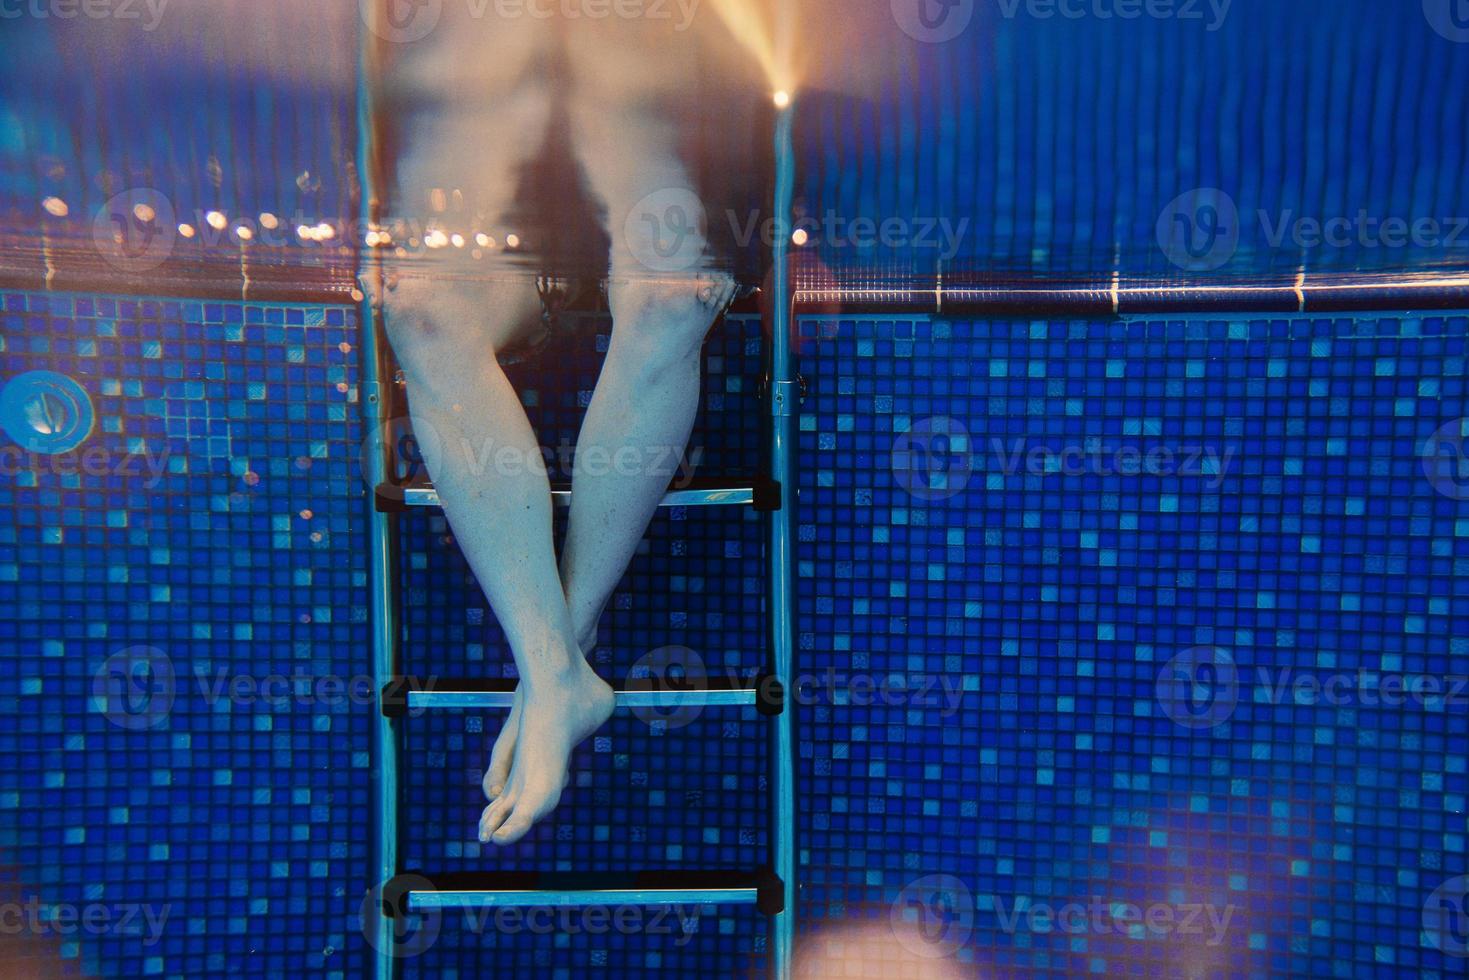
605 277 720 378
378 276 541 384
377 278 443 379
377 278 487 392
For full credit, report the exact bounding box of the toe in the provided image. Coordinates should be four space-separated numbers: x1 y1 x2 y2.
483 736 516 801
490 809 536 846
483 695 524 801
490 782 561 846
478 794 515 843
700 273 736 314
697 273 731 309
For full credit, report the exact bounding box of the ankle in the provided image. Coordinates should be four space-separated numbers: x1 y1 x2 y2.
507 630 580 675
518 653 596 694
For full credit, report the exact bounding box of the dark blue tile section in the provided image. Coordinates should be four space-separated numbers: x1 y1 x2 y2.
794 314 1469 978
0 290 371 978
0 291 779 978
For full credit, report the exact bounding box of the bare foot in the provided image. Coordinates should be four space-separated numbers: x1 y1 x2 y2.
481 689 575 801
478 660 615 845
482 629 598 800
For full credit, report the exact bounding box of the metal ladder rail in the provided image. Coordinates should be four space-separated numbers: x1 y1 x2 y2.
375 474 782 513
767 91 798 980
355 11 403 978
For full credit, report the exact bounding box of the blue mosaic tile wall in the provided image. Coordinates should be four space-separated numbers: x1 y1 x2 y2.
0 293 780 979
4 292 1469 978
794 314 1469 978
0 290 371 978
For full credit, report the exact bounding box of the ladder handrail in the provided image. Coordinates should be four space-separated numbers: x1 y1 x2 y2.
766 92 799 980
355 6 403 979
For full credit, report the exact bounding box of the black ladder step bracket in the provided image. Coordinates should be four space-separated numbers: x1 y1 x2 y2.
381 676 777 715
750 473 782 512
755 673 784 716
374 474 780 513
379 676 413 718
373 481 408 514
383 869 784 915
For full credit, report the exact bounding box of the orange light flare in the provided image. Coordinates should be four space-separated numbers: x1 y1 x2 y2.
707 0 796 98
792 921 974 980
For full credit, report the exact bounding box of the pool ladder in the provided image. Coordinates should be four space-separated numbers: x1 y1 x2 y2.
358 285 801 978
356 6 799 963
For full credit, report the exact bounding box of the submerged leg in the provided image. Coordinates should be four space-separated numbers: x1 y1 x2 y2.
379 278 615 847
558 90 736 656
559 270 737 653
376 12 612 844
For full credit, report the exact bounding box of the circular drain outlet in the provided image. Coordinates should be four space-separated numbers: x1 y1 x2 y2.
0 370 96 454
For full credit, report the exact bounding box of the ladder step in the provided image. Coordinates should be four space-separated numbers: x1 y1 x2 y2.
382 675 783 715
384 870 784 915
375 474 781 513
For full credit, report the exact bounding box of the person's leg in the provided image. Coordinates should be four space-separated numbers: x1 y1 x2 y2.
556 21 737 655
374 10 611 845
378 277 614 847
560 262 737 654
376 0 559 253
478 264 735 799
